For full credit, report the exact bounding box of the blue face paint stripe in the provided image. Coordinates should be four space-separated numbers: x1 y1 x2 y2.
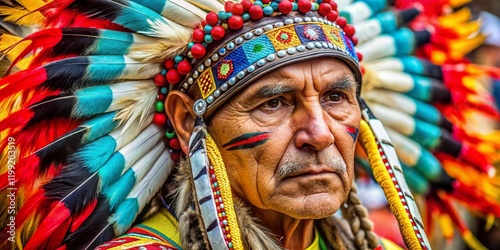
346 126 359 142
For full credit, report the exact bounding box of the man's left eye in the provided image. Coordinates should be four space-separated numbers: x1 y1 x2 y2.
327 92 346 102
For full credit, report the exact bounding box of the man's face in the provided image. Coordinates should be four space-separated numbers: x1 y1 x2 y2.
208 57 360 219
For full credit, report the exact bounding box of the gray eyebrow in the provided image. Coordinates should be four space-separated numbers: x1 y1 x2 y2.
328 74 358 92
256 84 296 98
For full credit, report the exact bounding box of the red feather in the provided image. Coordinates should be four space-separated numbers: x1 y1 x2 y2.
0 156 40 191
436 193 468 234
14 117 78 153
4 29 63 74
0 109 34 133
15 189 46 228
458 144 495 176
24 202 71 250
425 195 438 236
0 68 48 98
42 2 126 31
0 118 78 191
24 199 97 249
25 89 62 107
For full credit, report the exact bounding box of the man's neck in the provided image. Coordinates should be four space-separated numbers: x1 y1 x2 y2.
252 208 315 249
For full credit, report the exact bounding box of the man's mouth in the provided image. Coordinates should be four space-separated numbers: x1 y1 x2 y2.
283 165 337 179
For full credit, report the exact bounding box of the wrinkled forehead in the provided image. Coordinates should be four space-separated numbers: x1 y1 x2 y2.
239 57 358 94
180 12 361 118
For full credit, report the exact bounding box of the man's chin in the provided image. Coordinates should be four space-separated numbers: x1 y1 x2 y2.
273 194 343 219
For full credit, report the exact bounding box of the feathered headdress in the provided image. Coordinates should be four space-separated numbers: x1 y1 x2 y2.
0 0 498 249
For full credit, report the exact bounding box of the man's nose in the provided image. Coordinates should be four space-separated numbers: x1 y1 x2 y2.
292 101 334 151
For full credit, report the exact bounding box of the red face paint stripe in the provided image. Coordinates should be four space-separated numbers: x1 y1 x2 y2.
223 132 270 150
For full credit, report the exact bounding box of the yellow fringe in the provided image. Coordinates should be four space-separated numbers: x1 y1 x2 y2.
206 134 244 250
358 120 422 250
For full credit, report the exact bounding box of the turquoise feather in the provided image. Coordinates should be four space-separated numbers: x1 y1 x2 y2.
81 112 119 143
364 89 443 126
102 141 164 211
72 135 118 173
385 127 442 181
93 29 136 55
112 151 173 235
74 80 156 117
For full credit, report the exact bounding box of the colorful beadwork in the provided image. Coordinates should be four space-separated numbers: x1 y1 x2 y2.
268 26 302 50
216 60 235 80
376 141 428 249
209 164 234 248
198 69 217 98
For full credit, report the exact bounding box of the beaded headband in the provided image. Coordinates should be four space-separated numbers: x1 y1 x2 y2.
152 0 361 119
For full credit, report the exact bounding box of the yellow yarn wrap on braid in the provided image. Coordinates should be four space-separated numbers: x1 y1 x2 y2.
206 134 244 250
358 119 422 250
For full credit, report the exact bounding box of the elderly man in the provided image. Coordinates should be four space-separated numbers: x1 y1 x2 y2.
167 57 363 249
0 0 429 249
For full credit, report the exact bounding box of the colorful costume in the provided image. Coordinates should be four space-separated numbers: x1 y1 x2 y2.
0 0 499 249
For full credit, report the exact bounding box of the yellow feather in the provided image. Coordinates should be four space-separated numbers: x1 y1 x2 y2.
485 214 496 231
437 213 454 241
455 20 482 38
0 33 22 50
16 55 31 70
0 6 44 26
15 0 51 11
0 33 32 72
438 8 471 27
448 0 472 8
463 230 488 250
0 33 30 62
